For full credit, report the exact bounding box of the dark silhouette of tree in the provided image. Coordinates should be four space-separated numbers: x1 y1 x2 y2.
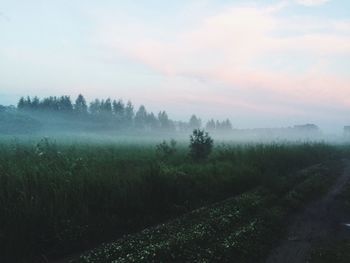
25 96 32 110
74 94 88 115
18 96 33 111
58 96 73 112
125 101 134 126
31 96 40 110
158 111 174 130
189 129 214 160
135 105 148 129
89 99 101 115
18 96 38 111
206 119 216 131
100 98 112 115
113 99 125 118
189 114 201 130
40 96 57 111
223 119 233 130
17 97 25 110
14 94 232 133
146 112 159 130
216 119 232 131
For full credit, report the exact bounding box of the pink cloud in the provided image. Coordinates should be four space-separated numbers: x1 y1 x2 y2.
94 2 350 121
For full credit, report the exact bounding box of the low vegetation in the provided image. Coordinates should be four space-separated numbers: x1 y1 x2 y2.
155 139 177 160
0 137 342 262
76 161 341 263
189 129 214 160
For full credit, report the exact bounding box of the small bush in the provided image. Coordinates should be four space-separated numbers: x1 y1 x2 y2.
156 139 177 160
189 129 214 161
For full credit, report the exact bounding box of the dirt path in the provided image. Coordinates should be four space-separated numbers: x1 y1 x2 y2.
266 159 350 263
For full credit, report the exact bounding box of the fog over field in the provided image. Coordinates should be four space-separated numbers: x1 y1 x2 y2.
0 95 346 143
1 1 350 263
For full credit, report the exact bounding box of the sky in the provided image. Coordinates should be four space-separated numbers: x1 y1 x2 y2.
0 0 349 132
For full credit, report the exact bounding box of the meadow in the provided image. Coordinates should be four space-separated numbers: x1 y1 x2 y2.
0 136 344 262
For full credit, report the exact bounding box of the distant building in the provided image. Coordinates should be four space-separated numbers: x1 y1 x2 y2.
293 124 319 131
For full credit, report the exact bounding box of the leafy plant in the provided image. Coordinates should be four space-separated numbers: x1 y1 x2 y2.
189 129 214 160
156 139 177 160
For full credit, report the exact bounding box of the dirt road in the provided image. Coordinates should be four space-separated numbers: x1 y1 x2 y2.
266 160 350 263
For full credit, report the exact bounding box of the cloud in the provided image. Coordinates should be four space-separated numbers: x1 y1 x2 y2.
295 0 330 6
93 1 350 122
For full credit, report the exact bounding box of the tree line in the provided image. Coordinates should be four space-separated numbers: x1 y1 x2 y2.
16 94 233 132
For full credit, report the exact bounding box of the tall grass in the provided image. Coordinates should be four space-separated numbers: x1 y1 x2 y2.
0 138 339 262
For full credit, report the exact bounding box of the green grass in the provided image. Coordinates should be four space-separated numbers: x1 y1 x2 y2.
75 162 341 263
0 137 342 262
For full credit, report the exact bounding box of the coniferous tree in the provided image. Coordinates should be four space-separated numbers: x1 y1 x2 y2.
101 98 112 115
206 119 216 131
222 119 233 131
89 99 101 115
125 101 134 126
158 111 175 131
112 99 123 115
17 97 25 110
41 97 51 110
216 119 233 131
135 105 148 129
41 96 60 111
113 99 125 120
158 111 169 130
58 96 73 112
147 112 159 130
189 114 201 130
31 96 40 110
25 96 32 109
18 96 35 111
74 94 88 115
14 94 225 133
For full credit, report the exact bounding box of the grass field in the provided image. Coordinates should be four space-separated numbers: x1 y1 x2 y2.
0 137 344 262
76 162 341 263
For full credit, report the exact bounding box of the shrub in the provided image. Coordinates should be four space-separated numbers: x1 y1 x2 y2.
189 129 214 160
156 139 177 160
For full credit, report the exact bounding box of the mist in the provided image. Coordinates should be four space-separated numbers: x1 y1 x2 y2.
1 1 350 262
1 94 348 145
